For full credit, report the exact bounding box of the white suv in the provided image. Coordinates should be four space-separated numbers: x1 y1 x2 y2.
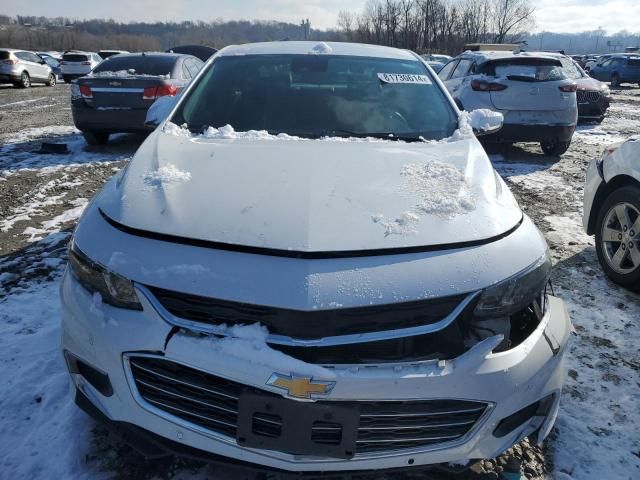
61 41 571 473
438 51 578 156
60 51 102 83
583 137 640 289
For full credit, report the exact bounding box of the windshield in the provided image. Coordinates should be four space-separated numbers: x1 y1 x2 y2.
92 55 176 76
171 54 458 141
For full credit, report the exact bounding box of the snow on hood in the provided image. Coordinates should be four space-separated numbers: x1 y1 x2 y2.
99 128 521 252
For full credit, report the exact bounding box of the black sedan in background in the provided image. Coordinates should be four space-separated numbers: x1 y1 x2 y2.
71 53 203 145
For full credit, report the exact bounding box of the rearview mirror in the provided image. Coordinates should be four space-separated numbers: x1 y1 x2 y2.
468 109 504 136
145 94 180 128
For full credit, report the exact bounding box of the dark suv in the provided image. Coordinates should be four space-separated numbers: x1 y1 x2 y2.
589 54 640 87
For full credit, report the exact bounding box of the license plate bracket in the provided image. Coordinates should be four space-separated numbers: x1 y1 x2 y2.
236 392 359 459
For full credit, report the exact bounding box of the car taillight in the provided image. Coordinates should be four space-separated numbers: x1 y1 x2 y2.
471 79 508 92
2 59 18 65
559 84 577 93
143 85 179 100
79 85 93 99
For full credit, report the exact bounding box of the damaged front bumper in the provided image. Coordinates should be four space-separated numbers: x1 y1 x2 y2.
61 268 571 472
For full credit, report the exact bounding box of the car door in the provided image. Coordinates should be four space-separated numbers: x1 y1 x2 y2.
590 58 611 81
28 52 50 79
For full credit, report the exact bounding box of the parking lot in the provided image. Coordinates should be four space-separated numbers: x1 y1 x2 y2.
0 82 639 479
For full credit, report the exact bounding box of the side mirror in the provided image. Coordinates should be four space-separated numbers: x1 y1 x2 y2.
468 109 504 136
145 94 180 128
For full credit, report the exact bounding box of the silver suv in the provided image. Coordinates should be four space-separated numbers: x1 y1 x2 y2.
438 51 578 156
0 49 56 88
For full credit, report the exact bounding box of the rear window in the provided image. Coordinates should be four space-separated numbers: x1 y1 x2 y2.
480 58 566 82
63 54 89 62
628 58 640 67
92 55 176 76
0 51 10 60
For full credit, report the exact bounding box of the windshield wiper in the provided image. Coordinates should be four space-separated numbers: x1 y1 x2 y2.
320 130 426 142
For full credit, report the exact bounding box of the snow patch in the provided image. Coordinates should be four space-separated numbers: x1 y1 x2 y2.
401 161 476 217
143 164 191 188
308 42 332 54
91 70 169 79
371 211 420 236
22 198 89 242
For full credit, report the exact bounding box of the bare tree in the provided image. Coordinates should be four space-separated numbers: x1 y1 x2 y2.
490 0 535 43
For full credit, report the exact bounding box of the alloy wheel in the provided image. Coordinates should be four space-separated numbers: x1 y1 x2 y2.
601 202 640 274
21 72 30 87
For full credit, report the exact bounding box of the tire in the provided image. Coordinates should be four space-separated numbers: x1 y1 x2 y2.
540 138 571 156
611 73 620 88
595 185 640 291
63 76 71 84
19 71 31 88
82 131 110 145
46 73 56 87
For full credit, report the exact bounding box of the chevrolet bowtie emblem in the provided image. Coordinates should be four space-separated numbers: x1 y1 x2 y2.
266 373 335 399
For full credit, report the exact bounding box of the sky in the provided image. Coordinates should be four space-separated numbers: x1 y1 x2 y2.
2 0 640 33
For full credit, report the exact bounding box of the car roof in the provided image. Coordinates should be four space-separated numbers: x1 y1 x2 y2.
217 41 417 60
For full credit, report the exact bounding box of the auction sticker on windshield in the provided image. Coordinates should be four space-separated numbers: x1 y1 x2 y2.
377 73 432 84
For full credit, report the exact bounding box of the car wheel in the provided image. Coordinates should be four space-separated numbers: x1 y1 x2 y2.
19 71 31 88
46 73 56 87
611 73 620 88
540 138 571 156
595 185 640 291
62 76 71 84
82 131 110 145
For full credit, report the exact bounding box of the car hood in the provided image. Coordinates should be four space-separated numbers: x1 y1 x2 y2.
98 130 522 254
576 76 607 91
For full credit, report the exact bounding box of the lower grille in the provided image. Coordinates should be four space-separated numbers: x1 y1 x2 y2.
128 356 488 455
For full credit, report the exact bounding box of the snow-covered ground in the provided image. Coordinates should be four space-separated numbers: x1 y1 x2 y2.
1 87 639 480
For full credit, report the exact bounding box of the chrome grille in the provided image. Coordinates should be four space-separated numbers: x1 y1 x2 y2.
128 356 488 455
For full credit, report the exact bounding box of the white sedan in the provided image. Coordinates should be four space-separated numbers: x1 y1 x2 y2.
584 137 640 289
61 41 571 472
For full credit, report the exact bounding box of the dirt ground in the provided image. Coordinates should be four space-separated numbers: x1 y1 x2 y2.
1 82 639 480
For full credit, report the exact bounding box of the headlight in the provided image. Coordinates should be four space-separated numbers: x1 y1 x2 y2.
474 251 551 318
68 242 142 310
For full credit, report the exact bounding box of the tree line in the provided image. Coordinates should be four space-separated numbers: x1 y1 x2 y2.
337 0 535 55
0 15 336 52
1 5 638 57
